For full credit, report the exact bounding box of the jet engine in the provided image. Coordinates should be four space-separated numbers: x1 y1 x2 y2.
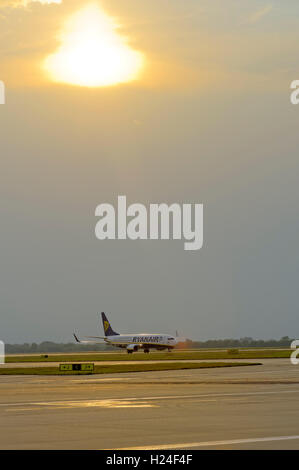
126 344 139 354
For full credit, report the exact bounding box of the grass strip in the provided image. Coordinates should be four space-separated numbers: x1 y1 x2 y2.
5 349 291 363
0 362 261 375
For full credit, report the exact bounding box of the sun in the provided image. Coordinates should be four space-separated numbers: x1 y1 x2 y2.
43 4 144 87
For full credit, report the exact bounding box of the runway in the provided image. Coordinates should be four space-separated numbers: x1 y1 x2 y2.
1 358 299 449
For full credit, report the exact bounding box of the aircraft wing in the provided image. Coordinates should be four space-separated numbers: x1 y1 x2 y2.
85 336 107 339
73 333 106 344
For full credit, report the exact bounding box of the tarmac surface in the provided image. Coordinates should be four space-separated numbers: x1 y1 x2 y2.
1 358 299 449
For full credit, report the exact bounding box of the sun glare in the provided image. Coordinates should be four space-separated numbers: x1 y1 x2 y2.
44 4 144 87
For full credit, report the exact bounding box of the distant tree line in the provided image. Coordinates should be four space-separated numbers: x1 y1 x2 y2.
185 336 293 349
4 336 293 353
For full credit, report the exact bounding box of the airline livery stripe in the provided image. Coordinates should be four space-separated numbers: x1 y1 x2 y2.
109 342 174 347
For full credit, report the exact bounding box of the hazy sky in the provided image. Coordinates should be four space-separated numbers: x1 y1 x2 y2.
1 0 299 343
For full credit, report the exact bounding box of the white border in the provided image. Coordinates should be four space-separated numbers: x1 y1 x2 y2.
0 81 5 104
0 341 5 364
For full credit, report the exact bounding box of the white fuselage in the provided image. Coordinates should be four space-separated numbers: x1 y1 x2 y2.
105 333 178 350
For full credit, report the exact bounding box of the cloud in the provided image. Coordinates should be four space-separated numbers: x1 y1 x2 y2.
247 5 272 24
0 0 62 7
25 0 62 4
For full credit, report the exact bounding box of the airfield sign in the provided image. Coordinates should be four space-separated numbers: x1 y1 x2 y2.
59 363 94 372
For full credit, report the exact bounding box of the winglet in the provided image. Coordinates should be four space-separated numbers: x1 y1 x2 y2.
73 333 80 343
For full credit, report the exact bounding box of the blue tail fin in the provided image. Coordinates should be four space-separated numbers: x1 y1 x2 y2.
101 312 119 336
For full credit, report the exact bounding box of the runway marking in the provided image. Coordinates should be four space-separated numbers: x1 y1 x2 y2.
118 435 299 450
0 388 299 409
120 389 299 401
35 400 156 409
3 400 157 410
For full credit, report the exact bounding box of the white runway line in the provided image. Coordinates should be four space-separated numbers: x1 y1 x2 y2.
118 435 299 450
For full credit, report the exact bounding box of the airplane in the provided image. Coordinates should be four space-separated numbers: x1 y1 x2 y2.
74 312 180 353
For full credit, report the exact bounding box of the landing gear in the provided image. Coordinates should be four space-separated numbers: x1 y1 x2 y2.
144 349 150 354
127 350 133 354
